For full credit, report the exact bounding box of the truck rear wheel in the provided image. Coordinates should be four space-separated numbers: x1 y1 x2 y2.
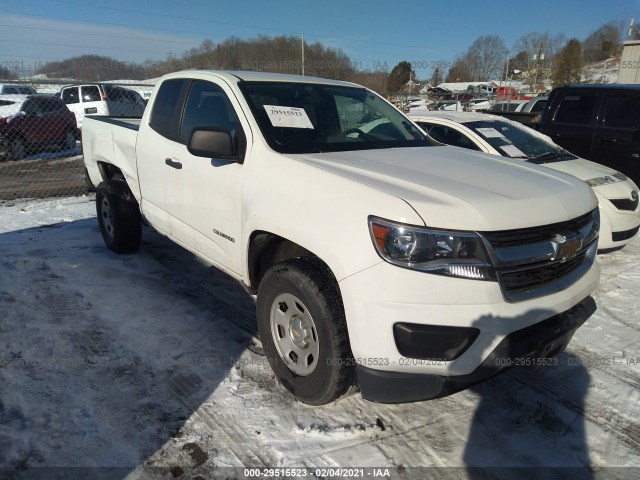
256 258 355 405
96 181 141 254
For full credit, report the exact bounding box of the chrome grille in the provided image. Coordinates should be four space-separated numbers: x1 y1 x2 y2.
481 209 599 302
483 212 593 247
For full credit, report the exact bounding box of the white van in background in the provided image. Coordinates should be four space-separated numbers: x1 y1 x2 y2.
60 84 145 128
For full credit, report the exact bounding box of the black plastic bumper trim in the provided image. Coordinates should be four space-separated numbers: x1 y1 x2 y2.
393 323 480 361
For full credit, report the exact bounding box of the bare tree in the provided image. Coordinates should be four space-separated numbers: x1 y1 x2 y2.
447 35 507 82
445 57 471 82
583 21 624 63
513 32 563 89
464 35 508 81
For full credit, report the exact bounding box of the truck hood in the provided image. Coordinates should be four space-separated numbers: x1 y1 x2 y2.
288 146 597 231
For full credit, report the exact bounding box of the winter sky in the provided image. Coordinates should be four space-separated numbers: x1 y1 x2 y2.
0 0 638 76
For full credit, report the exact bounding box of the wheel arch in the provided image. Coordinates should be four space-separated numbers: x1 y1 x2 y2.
246 231 338 294
97 161 126 182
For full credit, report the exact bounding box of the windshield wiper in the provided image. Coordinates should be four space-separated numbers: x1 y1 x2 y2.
528 151 565 164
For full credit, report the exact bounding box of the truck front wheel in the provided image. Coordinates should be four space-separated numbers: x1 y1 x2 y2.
96 181 141 254
256 258 355 405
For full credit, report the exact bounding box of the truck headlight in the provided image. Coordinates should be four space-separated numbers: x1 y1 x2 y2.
369 217 495 280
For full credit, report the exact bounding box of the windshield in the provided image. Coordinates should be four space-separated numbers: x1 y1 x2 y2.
239 82 430 154
0 100 21 118
465 120 576 163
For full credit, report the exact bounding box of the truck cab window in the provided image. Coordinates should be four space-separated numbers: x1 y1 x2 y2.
179 81 239 143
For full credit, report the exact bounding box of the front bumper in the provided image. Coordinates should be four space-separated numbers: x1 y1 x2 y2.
358 296 596 403
597 199 640 249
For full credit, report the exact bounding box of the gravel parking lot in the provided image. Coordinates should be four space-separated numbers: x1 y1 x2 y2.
0 151 84 202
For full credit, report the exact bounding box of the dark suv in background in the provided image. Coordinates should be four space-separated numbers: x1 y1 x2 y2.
538 84 640 186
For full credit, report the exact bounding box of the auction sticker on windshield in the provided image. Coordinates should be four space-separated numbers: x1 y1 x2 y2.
501 144 526 158
264 105 314 129
476 127 505 139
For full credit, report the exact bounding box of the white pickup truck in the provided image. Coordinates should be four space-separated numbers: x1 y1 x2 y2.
82 70 600 405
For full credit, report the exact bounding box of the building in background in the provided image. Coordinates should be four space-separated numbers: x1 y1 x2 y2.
618 40 640 83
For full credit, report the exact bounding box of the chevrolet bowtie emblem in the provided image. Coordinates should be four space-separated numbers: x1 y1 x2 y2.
551 233 583 262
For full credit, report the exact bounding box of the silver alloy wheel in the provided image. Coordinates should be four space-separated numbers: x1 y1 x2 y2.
100 196 115 240
270 292 320 376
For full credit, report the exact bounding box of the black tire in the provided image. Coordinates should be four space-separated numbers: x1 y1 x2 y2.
256 258 355 405
59 129 77 151
8 137 26 160
95 180 142 254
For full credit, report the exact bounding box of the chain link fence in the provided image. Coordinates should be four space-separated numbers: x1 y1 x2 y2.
0 79 155 203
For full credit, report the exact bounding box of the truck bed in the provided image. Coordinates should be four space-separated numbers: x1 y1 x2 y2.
82 115 142 199
85 116 142 131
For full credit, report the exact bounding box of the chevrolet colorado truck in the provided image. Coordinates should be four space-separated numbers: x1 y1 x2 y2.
82 71 600 405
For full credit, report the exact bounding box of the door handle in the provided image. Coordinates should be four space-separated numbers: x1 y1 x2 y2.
597 137 617 144
165 158 182 169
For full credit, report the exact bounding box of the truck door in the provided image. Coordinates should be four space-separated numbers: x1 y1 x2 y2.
540 90 599 160
162 79 248 275
136 78 189 236
592 92 640 186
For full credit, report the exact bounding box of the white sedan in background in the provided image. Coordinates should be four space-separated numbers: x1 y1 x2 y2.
409 111 640 250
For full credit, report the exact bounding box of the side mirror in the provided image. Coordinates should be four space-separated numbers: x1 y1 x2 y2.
187 128 243 162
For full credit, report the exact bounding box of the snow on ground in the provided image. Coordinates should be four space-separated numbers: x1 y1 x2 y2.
0 197 639 479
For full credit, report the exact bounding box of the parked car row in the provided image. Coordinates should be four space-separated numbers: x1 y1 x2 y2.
0 83 148 160
0 83 38 95
409 111 640 250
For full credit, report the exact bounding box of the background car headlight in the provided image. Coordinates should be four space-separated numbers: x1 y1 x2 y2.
369 217 495 280
586 172 626 187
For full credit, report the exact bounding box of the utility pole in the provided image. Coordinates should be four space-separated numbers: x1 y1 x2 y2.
533 42 545 92
301 32 305 76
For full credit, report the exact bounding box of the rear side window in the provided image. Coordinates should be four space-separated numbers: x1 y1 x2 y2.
41 97 63 112
81 86 101 102
62 87 79 104
530 100 546 113
22 99 41 115
150 79 187 140
105 86 127 102
604 95 640 129
420 122 480 150
3 87 18 94
552 93 598 125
